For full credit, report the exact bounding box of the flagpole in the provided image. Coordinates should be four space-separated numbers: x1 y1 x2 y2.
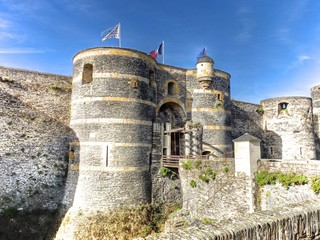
162 41 165 64
119 23 121 47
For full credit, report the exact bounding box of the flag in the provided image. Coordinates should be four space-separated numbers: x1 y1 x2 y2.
158 43 163 55
101 23 120 42
149 49 158 59
149 43 163 60
197 47 206 60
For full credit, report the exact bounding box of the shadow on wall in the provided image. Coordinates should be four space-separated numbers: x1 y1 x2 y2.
263 130 282 159
230 101 282 159
0 89 79 239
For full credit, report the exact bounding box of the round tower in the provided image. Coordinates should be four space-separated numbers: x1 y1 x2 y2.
261 96 315 160
192 55 232 158
311 85 320 159
196 55 214 89
70 47 156 211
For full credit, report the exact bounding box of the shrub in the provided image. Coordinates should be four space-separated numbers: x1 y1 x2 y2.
190 179 197 188
210 172 217 181
311 176 320 194
160 167 177 179
223 167 230 173
215 101 222 108
256 171 277 187
256 171 308 188
182 160 192 170
256 106 265 115
199 173 210 183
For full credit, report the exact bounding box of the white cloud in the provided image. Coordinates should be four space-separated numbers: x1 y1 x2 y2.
298 55 311 62
235 5 255 43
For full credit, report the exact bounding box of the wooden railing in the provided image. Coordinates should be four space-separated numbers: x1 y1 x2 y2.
162 155 209 168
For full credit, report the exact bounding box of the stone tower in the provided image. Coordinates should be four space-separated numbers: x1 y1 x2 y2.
261 97 316 160
311 85 320 159
70 47 157 211
191 54 232 157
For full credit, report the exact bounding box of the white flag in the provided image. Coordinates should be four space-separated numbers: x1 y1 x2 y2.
101 23 120 42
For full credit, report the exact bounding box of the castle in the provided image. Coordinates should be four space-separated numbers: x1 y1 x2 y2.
68 47 320 211
2 46 320 238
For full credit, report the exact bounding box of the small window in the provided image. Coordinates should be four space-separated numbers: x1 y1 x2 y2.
278 102 289 115
168 82 175 95
300 147 303 156
280 103 288 110
82 64 93 84
131 80 138 88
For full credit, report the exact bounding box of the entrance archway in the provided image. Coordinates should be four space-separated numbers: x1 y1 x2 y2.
158 102 186 128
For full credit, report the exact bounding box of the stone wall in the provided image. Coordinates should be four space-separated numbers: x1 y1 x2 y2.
179 158 249 220
258 159 320 211
0 66 75 211
148 201 320 239
261 97 316 160
231 100 263 140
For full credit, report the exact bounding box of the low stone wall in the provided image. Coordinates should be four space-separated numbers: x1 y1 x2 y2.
179 158 250 220
148 201 320 239
258 159 320 211
259 159 320 176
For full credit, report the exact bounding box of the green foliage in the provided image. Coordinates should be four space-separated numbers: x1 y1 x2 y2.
311 176 320 194
190 179 197 188
49 85 71 91
160 167 177 180
199 173 210 183
256 171 277 187
182 160 193 170
277 173 308 189
256 171 308 188
256 106 265 115
215 101 222 108
210 171 217 181
223 167 230 173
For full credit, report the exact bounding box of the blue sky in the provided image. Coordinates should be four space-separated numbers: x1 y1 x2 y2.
0 0 320 103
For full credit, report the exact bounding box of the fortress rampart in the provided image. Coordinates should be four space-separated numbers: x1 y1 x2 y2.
0 66 74 211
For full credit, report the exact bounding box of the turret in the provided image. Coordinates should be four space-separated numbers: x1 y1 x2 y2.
191 54 232 158
196 55 214 89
